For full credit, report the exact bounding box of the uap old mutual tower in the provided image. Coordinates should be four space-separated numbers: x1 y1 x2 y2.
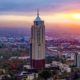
30 10 45 69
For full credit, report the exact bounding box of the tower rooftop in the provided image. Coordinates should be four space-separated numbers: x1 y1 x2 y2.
34 9 42 21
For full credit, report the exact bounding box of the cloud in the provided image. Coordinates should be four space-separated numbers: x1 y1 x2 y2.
0 0 80 13
0 0 52 12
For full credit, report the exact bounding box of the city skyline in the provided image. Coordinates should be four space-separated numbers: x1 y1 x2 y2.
0 0 80 30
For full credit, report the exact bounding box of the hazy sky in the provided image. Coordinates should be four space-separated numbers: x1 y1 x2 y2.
0 0 80 12
0 0 80 28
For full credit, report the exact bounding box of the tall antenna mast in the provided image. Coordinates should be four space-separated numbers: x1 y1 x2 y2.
37 9 39 16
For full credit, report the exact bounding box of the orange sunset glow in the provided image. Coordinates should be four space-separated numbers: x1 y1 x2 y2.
0 12 80 27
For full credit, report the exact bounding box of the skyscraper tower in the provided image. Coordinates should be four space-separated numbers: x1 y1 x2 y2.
31 10 45 69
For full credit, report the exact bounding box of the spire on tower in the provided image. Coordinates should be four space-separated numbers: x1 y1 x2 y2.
35 9 42 21
37 9 39 16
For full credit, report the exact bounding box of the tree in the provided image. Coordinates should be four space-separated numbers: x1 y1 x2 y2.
38 70 52 80
2 75 11 80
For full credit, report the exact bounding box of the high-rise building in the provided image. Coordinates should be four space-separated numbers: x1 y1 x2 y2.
74 52 80 67
30 10 45 69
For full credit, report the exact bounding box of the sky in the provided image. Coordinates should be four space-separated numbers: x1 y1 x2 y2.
0 0 80 29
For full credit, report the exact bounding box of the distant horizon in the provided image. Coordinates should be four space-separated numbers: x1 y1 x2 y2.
0 27 79 37
0 0 80 35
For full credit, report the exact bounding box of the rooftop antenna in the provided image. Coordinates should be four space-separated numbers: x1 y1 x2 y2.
37 9 39 16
